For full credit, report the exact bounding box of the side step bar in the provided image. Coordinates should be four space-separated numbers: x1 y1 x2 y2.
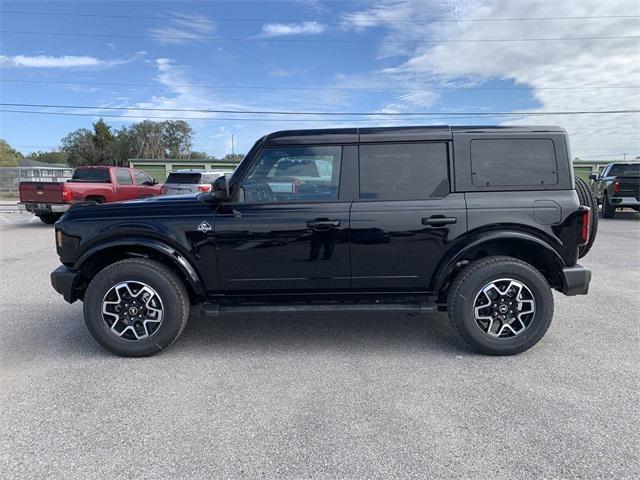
199 302 437 318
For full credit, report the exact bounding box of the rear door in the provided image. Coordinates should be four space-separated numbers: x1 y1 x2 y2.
350 142 467 290
214 145 354 292
114 169 138 201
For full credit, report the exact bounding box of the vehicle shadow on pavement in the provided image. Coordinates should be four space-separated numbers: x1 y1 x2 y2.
179 311 467 355
597 210 640 221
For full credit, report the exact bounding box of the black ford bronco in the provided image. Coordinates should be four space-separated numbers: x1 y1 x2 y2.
51 126 597 357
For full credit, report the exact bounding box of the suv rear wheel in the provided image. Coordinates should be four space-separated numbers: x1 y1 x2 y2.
447 256 554 355
83 258 190 357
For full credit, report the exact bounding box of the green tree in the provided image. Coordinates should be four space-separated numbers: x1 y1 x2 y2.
60 119 197 166
188 151 210 160
0 139 23 167
61 128 96 167
162 120 193 158
222 153 244 164
27 150 70 164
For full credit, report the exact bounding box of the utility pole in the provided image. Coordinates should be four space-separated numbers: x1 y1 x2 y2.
622 152 627 161
231 134 235 155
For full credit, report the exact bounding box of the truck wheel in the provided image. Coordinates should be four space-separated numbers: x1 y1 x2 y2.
574 176 598 258
83 258 190 357
447 256 554 355
602 193 616 218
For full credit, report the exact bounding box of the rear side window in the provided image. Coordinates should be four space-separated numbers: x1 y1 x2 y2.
71 168 110 183
359 143 449 200
470 138 558 187
116 170 133 185
608 164 640 176
165 173 202 184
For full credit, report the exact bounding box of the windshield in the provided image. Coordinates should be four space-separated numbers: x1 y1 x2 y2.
608 164 640 176
70 168 110 182
165 173 202 184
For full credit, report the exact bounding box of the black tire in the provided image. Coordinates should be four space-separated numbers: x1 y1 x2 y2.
447 256 554 356
83 258 190 357
37 213 58 224
602 193 616 218
574 176 598 258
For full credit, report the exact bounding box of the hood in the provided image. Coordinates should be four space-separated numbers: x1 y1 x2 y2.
63 193 207 222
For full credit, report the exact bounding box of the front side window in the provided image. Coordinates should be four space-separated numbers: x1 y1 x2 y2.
235 146 342 203
116 170 133 185
134 171 153 185
359 143 449 200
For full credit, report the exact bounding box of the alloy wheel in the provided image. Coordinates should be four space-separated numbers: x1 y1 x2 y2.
473 278 535 338
101 281 164 341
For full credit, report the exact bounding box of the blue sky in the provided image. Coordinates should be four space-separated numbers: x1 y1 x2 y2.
1 0 638 159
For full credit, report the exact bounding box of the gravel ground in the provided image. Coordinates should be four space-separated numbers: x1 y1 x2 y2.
1 211 638 479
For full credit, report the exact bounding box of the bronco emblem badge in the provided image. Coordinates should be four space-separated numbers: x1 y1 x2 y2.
197 221 212 233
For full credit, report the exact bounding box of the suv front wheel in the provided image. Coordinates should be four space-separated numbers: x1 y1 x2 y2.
447 256 554 355
83 258 190 357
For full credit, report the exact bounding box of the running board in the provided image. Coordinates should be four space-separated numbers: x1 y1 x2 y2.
199 302 437 318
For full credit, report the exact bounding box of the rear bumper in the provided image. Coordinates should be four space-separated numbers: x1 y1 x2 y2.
609 196 640 207
51 265 80 303
21 202 70 214
560 264 591 296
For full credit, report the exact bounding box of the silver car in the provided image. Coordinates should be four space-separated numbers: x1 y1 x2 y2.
161 170 233 195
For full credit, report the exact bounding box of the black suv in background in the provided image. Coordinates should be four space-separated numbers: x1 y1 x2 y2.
51 126 596 357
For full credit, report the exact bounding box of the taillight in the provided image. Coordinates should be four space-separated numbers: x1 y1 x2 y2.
197 185 211 192
613 179 621 193
580 207 591 245
61 183 73 203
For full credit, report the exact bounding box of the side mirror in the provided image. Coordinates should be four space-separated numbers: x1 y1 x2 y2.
588 174 598 181
212 174 230 200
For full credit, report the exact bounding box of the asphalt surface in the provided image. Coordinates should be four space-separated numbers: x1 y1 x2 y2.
1 210 638 479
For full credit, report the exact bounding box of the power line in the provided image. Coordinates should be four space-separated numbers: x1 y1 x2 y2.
2 103 639 116
2 78 638 92
3 10 639 23
1 30 637 44
0 109 520 122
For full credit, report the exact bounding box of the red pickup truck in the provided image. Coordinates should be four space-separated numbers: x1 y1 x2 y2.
19 166 163 224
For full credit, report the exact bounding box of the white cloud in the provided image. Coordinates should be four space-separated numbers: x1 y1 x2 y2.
0 52 146 69
340 0 640 158
260 21 326 37
0 55 102 68
148 13 215 45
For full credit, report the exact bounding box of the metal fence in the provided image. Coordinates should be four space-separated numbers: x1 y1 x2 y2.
0 166 74 194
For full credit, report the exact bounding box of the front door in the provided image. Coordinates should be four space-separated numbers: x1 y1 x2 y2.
214 145 352 292
350 142 467 290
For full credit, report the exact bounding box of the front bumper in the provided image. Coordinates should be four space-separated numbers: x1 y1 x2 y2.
560 264 591 296
51 265 81 303
609 196 640 207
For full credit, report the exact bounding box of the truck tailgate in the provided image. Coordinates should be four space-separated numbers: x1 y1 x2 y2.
617 176 640 197
19 182 64 203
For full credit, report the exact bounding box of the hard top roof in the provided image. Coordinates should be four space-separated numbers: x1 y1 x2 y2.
262 125 566 145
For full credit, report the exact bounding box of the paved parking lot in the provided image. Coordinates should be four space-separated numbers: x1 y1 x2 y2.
1 210 638 479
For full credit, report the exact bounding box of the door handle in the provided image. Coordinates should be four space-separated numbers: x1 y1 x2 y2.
307 219 341 229
422 216 457 226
